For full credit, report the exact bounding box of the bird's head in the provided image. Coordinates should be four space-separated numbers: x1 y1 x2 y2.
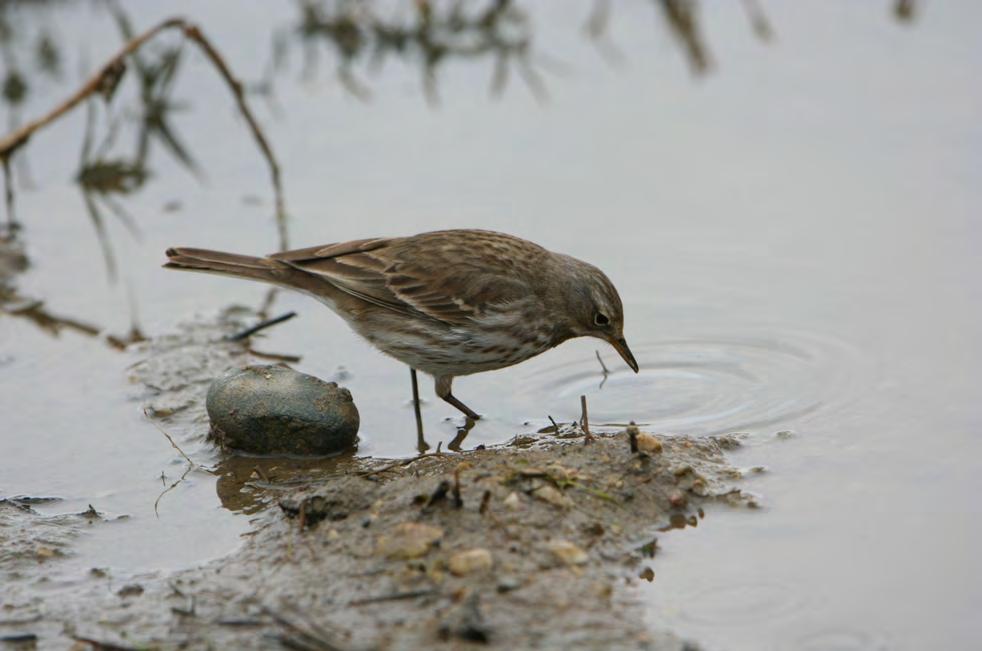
556 255 639 374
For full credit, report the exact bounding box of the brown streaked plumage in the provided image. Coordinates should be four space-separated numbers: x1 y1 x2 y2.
164 229 638 421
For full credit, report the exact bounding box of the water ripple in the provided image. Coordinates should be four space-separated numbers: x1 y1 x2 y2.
524 328 873 436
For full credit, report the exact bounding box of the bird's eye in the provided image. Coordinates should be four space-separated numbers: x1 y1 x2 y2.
594 312 610 327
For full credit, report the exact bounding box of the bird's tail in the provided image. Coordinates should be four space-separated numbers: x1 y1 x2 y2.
164 247 288 285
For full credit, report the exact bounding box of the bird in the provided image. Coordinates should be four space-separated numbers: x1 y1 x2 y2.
164 229 638 423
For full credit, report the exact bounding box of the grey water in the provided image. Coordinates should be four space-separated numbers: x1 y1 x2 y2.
1 1 980 648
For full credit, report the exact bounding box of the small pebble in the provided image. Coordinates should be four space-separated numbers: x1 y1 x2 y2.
376 522 444 559
531 484 572 509
636 433 663 455
448 548 493 576
503 492 521 510
669 491 688 509
548 540 588 566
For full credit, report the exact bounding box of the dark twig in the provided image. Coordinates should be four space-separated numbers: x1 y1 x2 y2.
247 348 302 363
264 606 348 651
71 637 139 651
225 311 297 341
349 589 436 606
356 449 447 478
580 394 595 444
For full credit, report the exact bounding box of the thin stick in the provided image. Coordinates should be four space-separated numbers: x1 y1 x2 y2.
144 408 195 466
580 394 595 444
225 311 297 341
595 350 610 376
349 589 436 606
154 464 192 518
245 348 301 363
0 18 288 247
356 449 447 478
143 408 198 517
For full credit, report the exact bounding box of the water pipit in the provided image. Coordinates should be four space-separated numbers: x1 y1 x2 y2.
165 229 638 423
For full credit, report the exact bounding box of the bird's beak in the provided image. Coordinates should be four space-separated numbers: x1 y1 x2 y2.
610 337 640 373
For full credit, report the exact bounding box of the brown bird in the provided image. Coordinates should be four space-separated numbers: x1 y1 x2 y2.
164 229 638 422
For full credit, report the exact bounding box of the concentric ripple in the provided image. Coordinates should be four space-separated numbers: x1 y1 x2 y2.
524 328 873 436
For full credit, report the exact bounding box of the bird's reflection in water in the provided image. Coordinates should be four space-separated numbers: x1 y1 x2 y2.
447 417 477 452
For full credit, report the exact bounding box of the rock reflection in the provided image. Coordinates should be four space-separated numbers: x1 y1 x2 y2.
214 452 359 514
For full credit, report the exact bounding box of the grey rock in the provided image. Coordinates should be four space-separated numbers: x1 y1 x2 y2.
206 365 359 455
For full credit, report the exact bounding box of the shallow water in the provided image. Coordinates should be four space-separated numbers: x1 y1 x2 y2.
1 1 980 648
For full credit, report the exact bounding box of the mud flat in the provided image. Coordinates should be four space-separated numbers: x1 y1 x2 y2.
0 302 759 650
2 427 756 651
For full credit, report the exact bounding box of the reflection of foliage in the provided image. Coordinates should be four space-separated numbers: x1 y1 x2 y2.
584 0 775 75
76 99 148 280
894 0 916 23
288 0 779 95
657 0 712 73
107 3 200 177
0 6 65 121
292 0 549 104
65 2 202 281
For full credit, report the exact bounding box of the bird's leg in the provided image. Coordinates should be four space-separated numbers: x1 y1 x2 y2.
434 375 481 420
410 368 428 453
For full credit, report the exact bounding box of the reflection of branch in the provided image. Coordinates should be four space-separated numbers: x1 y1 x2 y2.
894 0 916 23
0 17 288 248
658 0 711 74
0 294 144 350
741 0 774 41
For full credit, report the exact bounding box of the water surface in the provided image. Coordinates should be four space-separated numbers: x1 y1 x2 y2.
1 1 980 648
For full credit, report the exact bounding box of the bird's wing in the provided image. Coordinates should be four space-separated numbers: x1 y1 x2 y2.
270 231 536 325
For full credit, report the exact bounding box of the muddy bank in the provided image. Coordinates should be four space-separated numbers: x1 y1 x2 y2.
2 426 756 650
0 303 759 649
